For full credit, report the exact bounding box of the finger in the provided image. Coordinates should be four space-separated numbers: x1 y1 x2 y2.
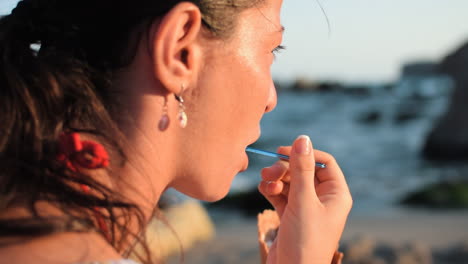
281 182 290 196
277 146 292 156
288 135 318 202
313 150 353 211
274 149 326 184
258 181 287 216
314 150 349 192
274 146 293 183
281 171 291 183
264 180 284 196
261 161 289 182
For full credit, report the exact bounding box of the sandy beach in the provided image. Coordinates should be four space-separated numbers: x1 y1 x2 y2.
166 208 468 264
342 208 468 248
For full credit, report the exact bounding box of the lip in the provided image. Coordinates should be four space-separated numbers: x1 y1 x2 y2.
248 127 262 145
240 129 261 172
240 152 249 172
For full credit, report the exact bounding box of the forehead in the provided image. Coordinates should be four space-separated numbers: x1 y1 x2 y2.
236 0 283 35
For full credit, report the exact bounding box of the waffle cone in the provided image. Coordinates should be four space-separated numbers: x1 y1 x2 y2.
257 209 343 264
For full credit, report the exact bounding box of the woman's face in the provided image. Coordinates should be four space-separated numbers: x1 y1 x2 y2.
173 0 284 201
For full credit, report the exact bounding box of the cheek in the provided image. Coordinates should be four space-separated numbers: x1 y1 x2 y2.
243 70 273 114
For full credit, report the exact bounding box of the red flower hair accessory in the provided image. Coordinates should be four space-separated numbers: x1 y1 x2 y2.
57 132 111 241
57 132 110 171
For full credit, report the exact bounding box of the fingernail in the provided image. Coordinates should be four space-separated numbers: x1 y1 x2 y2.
294 135 311 155
266 181 276 193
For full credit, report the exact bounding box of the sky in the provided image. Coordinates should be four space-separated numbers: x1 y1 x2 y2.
2 0 468 83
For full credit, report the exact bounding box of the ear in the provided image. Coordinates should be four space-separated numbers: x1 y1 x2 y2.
151 2 203 94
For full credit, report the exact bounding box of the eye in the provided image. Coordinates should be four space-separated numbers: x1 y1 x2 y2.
272 45 286 58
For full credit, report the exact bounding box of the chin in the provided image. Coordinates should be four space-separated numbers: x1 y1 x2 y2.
199 186 231 202
175 162 242 202
176 179 231 202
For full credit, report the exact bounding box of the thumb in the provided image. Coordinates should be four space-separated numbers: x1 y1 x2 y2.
288 135 318 203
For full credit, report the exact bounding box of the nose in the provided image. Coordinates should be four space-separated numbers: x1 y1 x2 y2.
265 80 278 113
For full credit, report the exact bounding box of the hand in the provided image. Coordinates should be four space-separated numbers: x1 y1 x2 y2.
258 135 352 264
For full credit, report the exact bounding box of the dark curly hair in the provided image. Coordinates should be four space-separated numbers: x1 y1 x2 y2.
0 0 262 263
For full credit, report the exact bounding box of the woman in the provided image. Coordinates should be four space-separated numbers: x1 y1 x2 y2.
0 0 352 263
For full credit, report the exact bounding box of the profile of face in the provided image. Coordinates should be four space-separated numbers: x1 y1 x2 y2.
171 0 284 201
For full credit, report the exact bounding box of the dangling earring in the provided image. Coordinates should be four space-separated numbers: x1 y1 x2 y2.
158 97 170 131
175 84 188 128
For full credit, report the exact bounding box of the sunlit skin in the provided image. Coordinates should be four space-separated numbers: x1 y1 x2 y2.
0 0 352 263
169 0 283 201
114 0 283 214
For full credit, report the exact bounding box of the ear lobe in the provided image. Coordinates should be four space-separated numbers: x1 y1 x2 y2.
152 2 203 94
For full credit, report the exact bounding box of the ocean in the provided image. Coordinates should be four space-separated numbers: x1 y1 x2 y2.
232 81 468 215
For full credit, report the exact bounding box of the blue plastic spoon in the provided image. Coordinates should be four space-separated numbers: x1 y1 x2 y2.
246 147 326 168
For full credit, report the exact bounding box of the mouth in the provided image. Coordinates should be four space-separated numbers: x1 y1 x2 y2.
240 152 249 172
241 131 261 171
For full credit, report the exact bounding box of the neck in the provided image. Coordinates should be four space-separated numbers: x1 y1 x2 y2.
112 66 181 222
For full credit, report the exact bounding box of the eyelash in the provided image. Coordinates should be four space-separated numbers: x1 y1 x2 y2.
272 45 286 57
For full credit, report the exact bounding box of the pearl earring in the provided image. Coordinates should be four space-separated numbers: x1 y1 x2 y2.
175 84 188 128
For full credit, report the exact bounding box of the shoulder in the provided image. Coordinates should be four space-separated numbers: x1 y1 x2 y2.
76 260 141 264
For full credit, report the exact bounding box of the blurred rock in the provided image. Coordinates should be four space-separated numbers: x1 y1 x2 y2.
402 62 439 77
343 85 373 96
315 81 343 92
423 40 468 161
131 200 215 261
208 188 273 216
374 243 399 263
342 235 378 263
400 181 468 209
394 102 424 124
291 78 316 91
291 78 343 92
383 82 395 91
396 60 452 100
396 242 433 264
342 236 433 264
434 241 468 264
356 110 382 124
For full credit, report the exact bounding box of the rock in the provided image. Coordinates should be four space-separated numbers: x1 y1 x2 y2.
316 81 343 92
435 241 468 264
402 61 439 77
356 110 382 124
423 40 468 161
374 243 399 263
208 188 273 216
343 85 373 96
400 181 468 209
290 78 343 92
342 236 435 264
394 102 424 124
291 78 317 91
396 242 433 264
383 83 395 91
396 254 423 264
142 200 215 260
367 257 387 264
450 241 468 259
342 235 378 263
